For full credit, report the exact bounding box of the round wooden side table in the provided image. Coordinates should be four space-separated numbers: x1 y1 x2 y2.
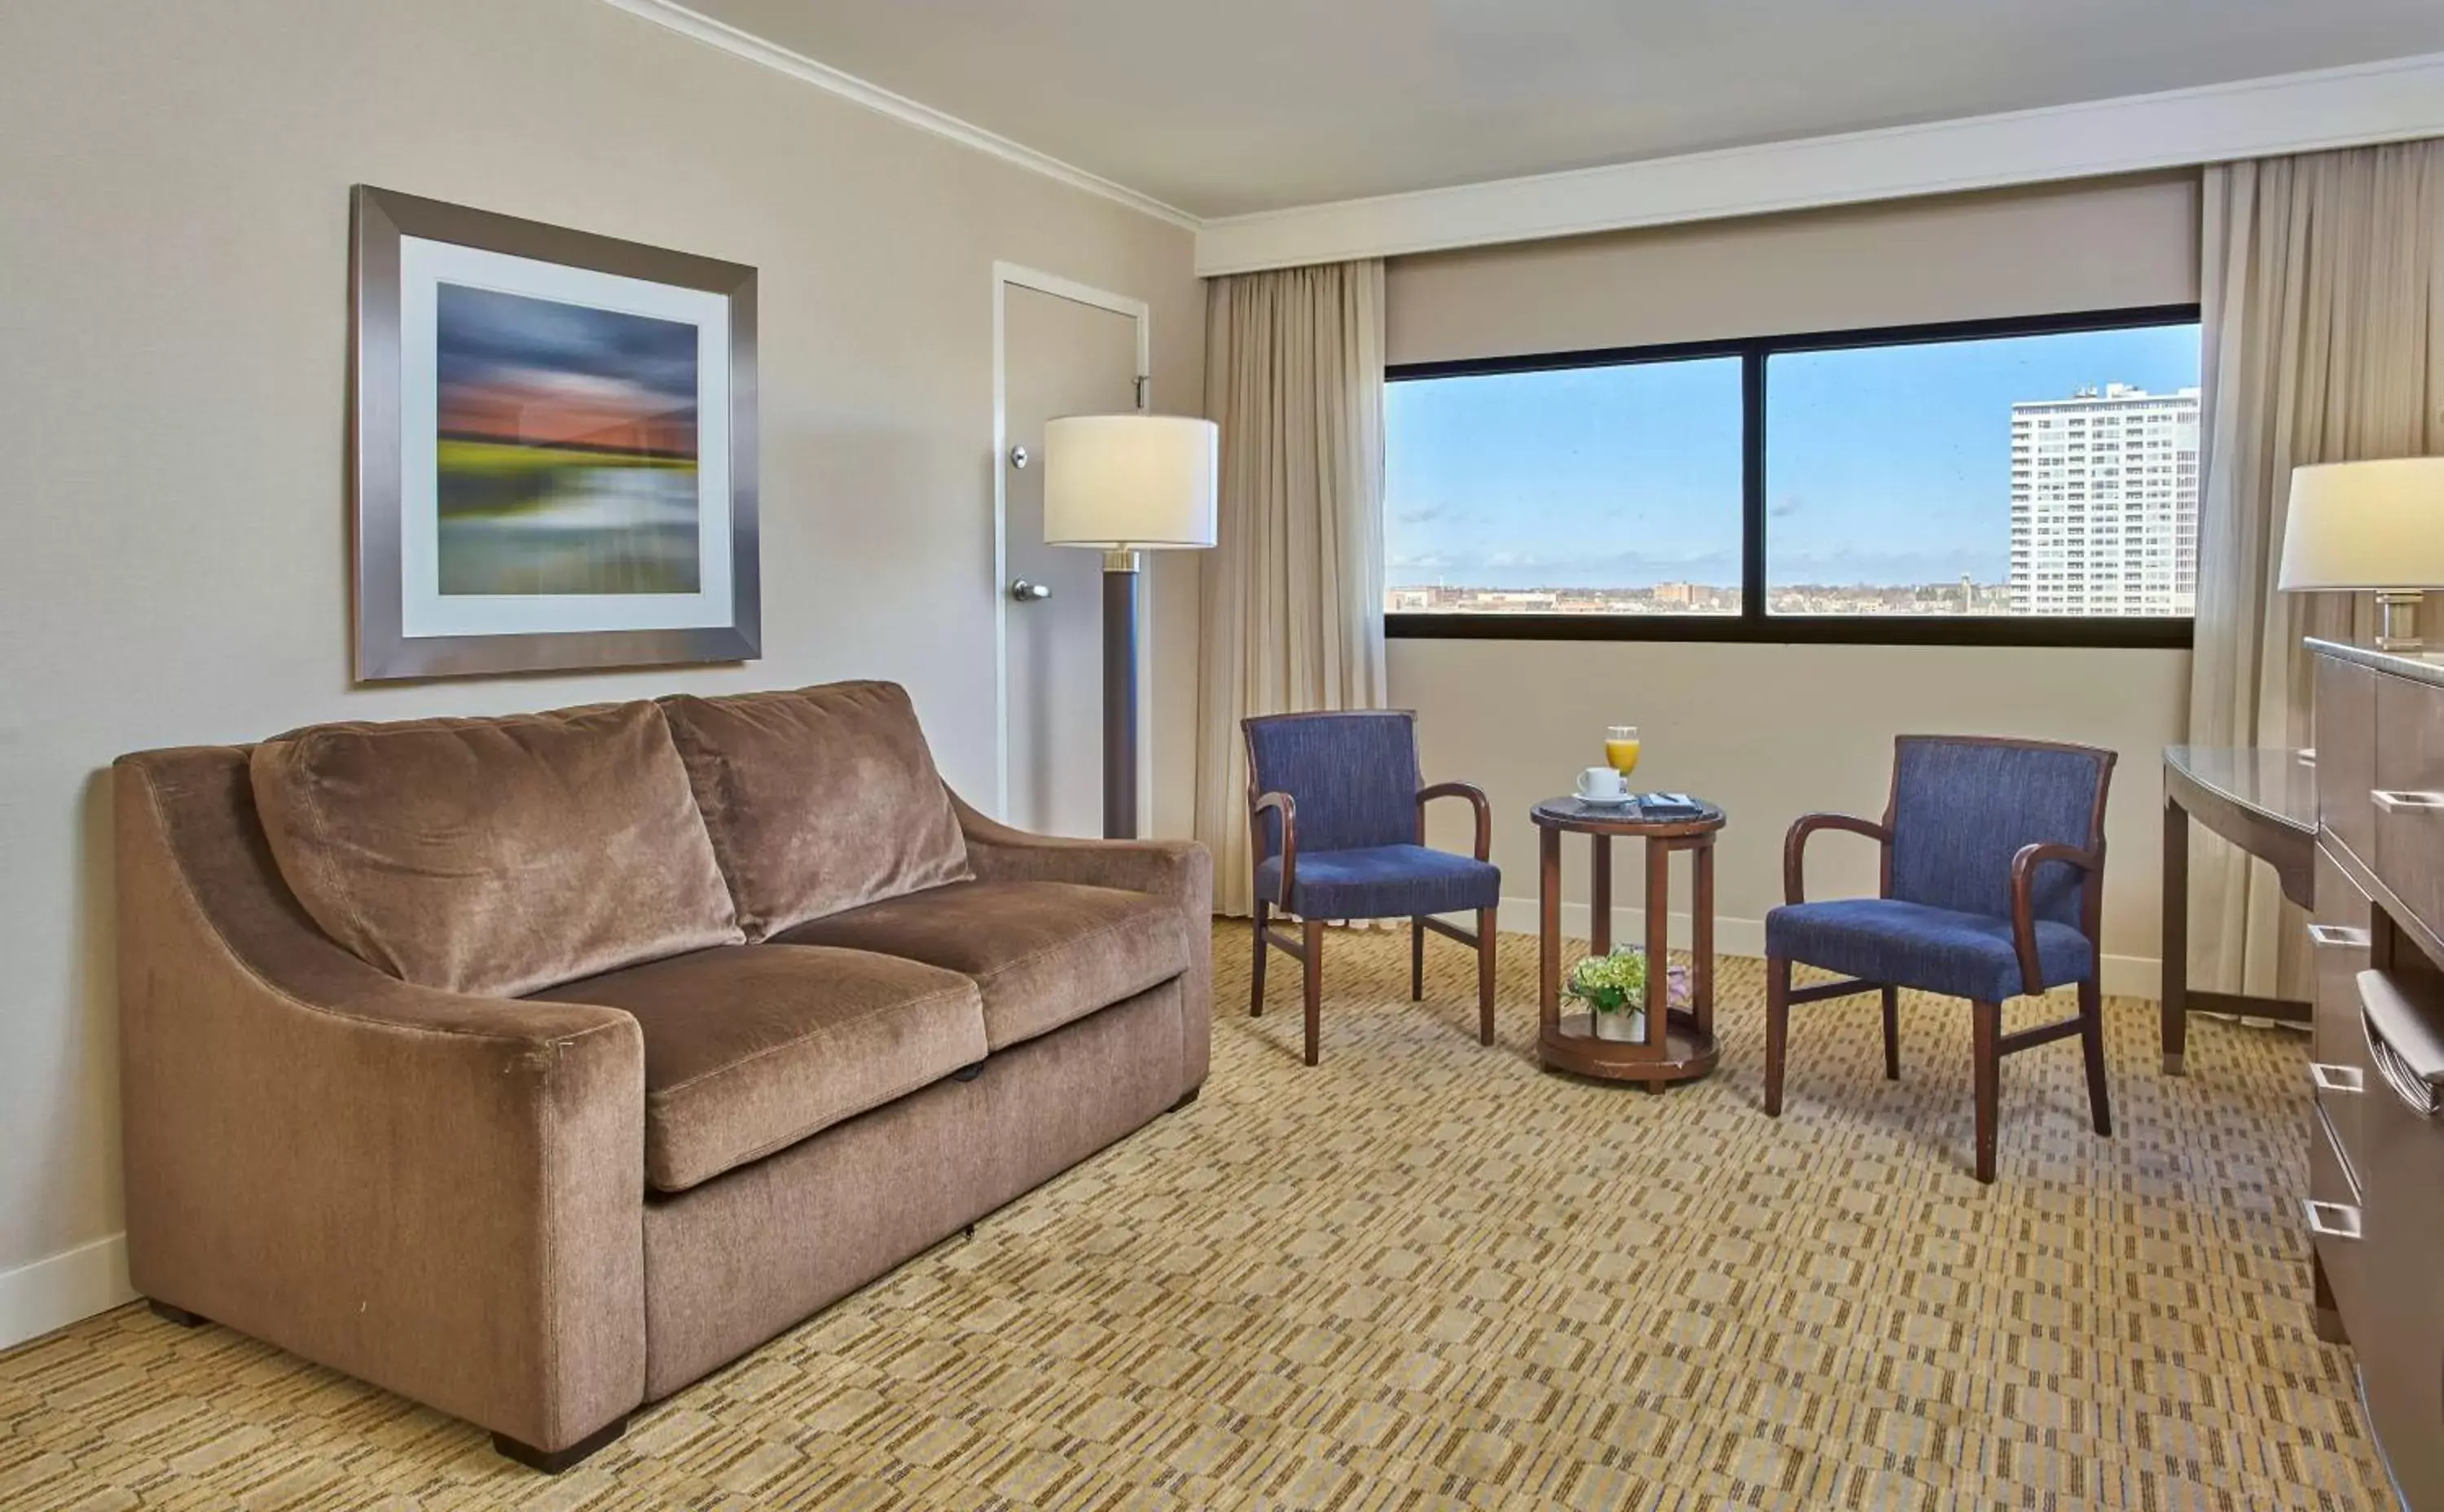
1531 796 1726 1090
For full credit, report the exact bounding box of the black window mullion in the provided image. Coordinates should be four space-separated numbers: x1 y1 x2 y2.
1740 345 1767 626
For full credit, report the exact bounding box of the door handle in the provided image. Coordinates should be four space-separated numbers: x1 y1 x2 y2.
2301 1198 2363 1241
2369 789 2444 812
1009 579 1052 603
2307 923 2371 949
2310 1061 2364 1094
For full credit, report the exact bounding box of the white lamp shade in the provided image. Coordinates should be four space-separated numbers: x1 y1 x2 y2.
1042 415 1218 550
2280 458 2444 590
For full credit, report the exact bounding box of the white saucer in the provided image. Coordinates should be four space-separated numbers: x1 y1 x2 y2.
1573 791 1636 807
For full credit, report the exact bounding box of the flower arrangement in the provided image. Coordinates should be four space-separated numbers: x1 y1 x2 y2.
1566 947 1647 1015
1565 947 1690 1042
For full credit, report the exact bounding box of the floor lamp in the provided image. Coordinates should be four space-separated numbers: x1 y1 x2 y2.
1043 414 1219 839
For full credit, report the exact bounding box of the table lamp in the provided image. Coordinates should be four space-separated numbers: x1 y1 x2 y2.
1043 414 1219 838
2279 458 2444 653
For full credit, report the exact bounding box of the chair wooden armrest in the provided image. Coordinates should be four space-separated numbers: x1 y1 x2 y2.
1783 812 1892 904
1252 790 1298 896
2009 841 2102 992
1417 780 1492 860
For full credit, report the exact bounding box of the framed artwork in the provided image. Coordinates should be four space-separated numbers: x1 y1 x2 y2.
349 186 759 680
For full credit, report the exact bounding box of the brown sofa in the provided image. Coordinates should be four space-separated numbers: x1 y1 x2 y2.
113 681 1210 1472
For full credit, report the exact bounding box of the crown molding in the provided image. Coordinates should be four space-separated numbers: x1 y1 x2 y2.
595 0 1199 231
1193 51 2444 275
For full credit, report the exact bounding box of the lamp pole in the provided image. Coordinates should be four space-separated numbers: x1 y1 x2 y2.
1101 547 1140 838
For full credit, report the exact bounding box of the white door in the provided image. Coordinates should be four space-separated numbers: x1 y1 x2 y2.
1001 280 1144 836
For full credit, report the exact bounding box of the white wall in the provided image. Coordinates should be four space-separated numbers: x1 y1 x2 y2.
1387 175 2201 988
0 0 1200 1342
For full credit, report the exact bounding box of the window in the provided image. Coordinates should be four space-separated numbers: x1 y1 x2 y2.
1384 305 2201 645
1382 354 1743 617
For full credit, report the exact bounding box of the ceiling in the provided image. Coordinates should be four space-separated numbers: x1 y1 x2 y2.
683 0 2444 218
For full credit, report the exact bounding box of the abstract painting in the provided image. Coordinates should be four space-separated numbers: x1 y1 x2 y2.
351 187 758 680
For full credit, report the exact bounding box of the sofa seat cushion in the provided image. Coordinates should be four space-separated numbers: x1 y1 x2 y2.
659 683 973 940
249 701 742 998
772 881 1187 1052
533 944 986 1193
1765 898 2095 1003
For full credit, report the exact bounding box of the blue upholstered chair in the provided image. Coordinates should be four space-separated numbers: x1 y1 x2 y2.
1243 710 1501 1066
1764 736 2117 1184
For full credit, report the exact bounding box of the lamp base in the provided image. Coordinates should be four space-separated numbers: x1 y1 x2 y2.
2376 590 2424 655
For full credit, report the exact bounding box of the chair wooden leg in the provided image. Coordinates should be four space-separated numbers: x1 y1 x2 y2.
1410 916 1426 1002
1971 997 2002 1185
1301 917 1324 1066
2079 977 2112 1137
1476 907 1497 1045
1880 985 1901 1081
1250 899 1268 1018
1763 955 1791 1117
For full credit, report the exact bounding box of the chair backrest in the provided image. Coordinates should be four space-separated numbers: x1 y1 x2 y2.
1885 736 2114 928
1242 710 1422 859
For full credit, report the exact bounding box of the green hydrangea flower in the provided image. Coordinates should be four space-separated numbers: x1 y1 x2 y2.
1565 947 1647 1013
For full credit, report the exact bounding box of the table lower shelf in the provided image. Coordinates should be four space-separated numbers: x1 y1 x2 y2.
1539 1008 1719 1086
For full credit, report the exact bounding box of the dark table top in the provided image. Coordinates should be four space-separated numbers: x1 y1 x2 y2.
2162 745 2316 837
1531 795 1726 836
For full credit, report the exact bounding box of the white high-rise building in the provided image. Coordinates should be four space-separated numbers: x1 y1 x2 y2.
2009 384 2200 615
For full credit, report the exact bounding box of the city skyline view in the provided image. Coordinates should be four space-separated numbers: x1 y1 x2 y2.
1383 323 2204 612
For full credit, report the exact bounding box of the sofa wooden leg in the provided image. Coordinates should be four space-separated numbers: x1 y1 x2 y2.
1971 997 2002 1185
147 1299 207 1329
1880 985 1901 1081
1475 907 1497 1046
1763 956 1790 1117
1250 900 1269 1017
1410 916 1426 1002
494 1414 630 1475
1302 916 1324 1066
2078 977 2112 1137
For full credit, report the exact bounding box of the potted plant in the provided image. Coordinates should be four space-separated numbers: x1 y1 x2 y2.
1567 947 1649 1042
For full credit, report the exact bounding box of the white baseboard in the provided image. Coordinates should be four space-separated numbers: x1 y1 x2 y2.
0 1233 134 1351
1484 894 2161 1002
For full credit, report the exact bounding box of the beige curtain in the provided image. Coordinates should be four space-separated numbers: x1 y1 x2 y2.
1193 261 1390 915
2189 138 2444 997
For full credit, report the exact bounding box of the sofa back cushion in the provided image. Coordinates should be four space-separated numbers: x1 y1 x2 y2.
249 701 743 997
658 682 972 939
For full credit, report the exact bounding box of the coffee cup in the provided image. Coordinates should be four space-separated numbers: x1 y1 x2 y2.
1576 767 1628 802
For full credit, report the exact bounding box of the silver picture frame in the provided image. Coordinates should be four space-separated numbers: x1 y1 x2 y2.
349 185 760 681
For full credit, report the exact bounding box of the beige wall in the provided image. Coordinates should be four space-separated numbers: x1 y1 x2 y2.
1388 176 2201 985
0 0 1199 1315
1388 173 2200 362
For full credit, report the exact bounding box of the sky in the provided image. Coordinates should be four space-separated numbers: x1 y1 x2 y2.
1383 323 2201 590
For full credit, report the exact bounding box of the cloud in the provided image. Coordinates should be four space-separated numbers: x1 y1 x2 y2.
1769 494 1805 519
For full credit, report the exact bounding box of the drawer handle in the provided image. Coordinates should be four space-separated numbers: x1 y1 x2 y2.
2307 923 2371 949
2302 1198 2363 1242
2310 1061 2365 1094
2369 789 2444 812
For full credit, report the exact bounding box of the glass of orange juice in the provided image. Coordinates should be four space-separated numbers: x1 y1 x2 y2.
1605 724 1641 779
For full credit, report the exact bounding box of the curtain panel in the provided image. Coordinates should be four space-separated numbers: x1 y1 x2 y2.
1194 261 1391 915
2190 138 2444 998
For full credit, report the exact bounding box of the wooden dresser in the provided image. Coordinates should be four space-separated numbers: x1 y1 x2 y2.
2306 637 2444 1508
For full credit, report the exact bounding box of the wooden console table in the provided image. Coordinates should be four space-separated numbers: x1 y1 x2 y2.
2160 745 2314 1074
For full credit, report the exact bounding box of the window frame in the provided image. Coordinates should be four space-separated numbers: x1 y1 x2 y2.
1382 302 2202 648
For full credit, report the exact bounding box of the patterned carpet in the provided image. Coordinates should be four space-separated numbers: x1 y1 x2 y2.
0 923 2387 1510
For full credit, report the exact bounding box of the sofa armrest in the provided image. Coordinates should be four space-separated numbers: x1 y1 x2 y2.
114 754 645 1455
949 790 1212 1092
